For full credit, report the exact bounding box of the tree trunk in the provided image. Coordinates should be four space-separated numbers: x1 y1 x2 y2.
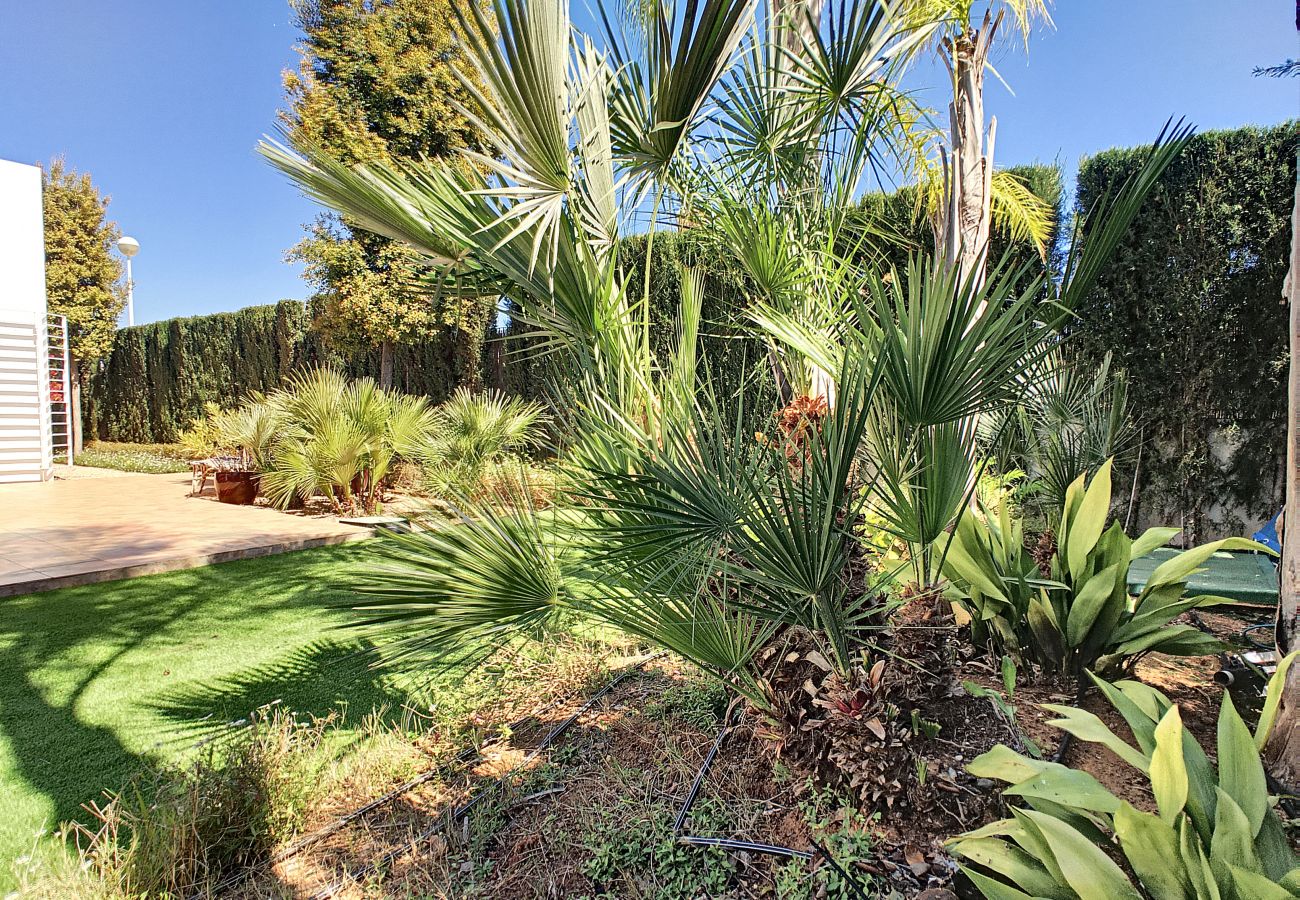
70 360 84 456
934 10 1002 288
1264 150 1300 786
774 0 826 55
379 340 394 390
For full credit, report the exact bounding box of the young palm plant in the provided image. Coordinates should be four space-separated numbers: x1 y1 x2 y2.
257 369 437 513
261 0 1189 712
419 388 547 498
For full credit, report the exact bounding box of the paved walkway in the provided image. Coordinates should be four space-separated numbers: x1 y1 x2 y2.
0 472 370 596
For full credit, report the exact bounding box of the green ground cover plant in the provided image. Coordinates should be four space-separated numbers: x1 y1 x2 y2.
72 442 192 474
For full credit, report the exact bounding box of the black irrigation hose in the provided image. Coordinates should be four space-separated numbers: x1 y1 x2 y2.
187 695 575 900
306 652 665 900
670 702 873 900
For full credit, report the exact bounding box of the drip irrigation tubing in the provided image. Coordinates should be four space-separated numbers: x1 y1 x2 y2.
306 652 665 900
186 652 663 900
670 702 872 900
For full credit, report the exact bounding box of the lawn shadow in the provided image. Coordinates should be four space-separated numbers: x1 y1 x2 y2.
148 638 432 742
0 544 382 862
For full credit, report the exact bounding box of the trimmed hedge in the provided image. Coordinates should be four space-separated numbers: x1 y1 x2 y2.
84 170 1064 444
1069 122 1300 540
84 301 493 443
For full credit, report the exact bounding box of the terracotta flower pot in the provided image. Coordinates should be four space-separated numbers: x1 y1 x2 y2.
215 471 259 505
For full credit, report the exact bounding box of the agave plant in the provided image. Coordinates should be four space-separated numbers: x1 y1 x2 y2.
952 655 1300 899
941 459 1273 679
260 0 1190 707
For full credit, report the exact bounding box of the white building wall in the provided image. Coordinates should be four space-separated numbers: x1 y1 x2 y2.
0 159 52 483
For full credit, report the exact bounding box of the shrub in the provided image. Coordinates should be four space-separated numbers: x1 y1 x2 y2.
951 654 1300 899
941 459 1271 678
58 708 326 899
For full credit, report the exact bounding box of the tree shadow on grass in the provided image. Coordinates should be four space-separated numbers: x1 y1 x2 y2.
147 638 433 743
0 544 388 866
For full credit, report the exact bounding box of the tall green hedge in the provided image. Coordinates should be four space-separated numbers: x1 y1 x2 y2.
84 168 1063 444
1069 122 1300 539
84 301 489 443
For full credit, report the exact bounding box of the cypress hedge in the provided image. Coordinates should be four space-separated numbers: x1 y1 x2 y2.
83 168 1063 444
1069 122 1300 539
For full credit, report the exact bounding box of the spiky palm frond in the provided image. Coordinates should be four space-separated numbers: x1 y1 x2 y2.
605 0 759 191
453 0 574 268
355 493 578 670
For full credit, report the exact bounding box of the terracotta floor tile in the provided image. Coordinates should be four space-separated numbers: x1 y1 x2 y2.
0 474 370 596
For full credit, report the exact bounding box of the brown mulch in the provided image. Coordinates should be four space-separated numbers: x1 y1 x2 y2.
221 605 1277 899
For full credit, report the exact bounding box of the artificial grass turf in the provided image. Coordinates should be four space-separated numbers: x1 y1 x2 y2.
0 543 430 888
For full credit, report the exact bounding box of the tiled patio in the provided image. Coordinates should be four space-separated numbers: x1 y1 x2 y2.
0 471 371 596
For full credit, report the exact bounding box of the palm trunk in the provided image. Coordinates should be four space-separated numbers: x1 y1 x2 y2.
1264 151 1300 786
934 10 1002 289
379 340 394 390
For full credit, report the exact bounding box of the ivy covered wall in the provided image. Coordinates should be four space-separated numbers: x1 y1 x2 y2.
1070 122 1300 540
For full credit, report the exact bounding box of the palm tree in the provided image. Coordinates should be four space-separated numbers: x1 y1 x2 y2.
261 0 1189 707
255 369 438 514
902 0 1056 285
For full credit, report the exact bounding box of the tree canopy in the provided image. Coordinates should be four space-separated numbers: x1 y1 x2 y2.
281 0 489 386
41 158 125 372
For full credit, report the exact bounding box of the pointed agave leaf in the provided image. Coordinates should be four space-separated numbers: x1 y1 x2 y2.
1209 788 1262 879
959 868 1044 900
1064 561 1121 647
1254 809 1300 882
1129 526 1181 561
949 837 1071 900
1016 809 1143 900
1089 674 1159 755
1150 706 1190 823
1065 458 1112 583
1141 537 1273 594
967 745 1071 784
1178 816 1221 900
1043 704 1150 773
1227 865 1296 900
1112 802 1191 900
1216 691 1268 834
1106 623 1221 660
1002 767 1122 815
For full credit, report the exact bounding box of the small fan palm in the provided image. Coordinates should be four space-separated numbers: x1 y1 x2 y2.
420 388 548 498
255 369 437 513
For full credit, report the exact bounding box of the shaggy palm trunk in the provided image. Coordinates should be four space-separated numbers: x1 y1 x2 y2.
379 340 394 390
935 10 1001 288
1265 151 1300 786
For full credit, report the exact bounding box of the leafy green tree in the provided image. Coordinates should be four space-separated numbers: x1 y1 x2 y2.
280 0 488 388
42 158 126 453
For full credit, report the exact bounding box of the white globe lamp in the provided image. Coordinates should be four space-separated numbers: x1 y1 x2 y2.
118 236 140 326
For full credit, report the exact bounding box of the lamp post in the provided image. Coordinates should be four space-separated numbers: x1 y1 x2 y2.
117 235 140 326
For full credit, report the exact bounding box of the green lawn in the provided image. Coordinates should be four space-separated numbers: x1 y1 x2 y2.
0 544 426 887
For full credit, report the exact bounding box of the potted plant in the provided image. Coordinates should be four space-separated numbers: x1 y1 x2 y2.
209 401 280 505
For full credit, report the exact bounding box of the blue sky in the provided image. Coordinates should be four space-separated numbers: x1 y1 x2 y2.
0 0 1295 325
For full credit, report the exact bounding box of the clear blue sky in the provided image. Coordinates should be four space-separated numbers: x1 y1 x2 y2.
0 0 1296 325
